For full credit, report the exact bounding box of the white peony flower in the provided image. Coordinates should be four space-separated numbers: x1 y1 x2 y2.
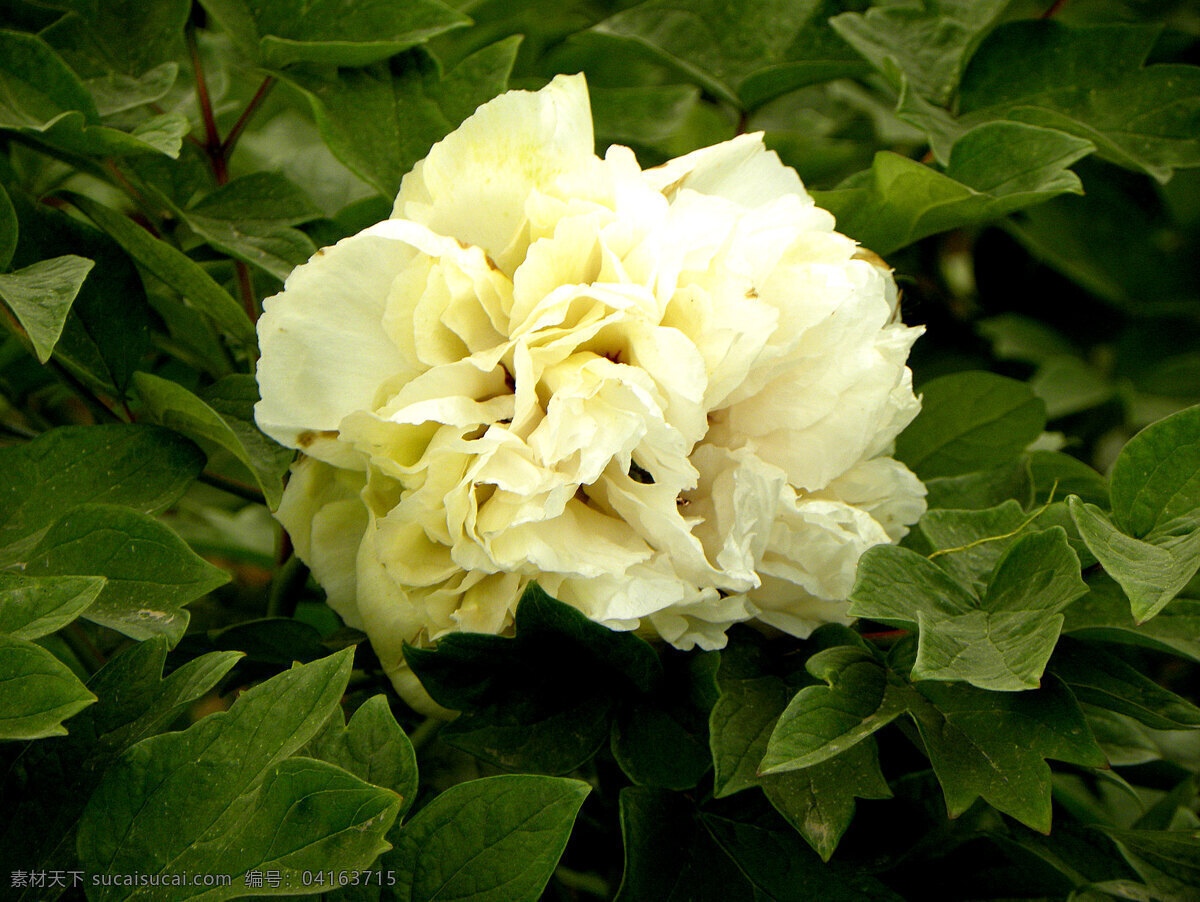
255 73 926 711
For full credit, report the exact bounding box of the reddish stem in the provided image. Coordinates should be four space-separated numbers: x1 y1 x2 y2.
186 25 224 182
223 77 276 162
1041 0 1069 17
236 261 257 321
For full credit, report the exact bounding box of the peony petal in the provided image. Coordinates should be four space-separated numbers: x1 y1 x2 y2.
393 74 600 273
645 133 808 208
256 221 427 465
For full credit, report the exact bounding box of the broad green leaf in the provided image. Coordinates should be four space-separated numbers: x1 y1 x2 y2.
1069 496 1200 622
918 499 1038 589
977 314 1077 365
0 183 16 271
1110 405 1200 539
815 122 1093 255
68 193 257 348
76 649 391 900
760 645 909 775
590 84 704 150
1051 640 1200 732
304 694 418 819
0 572 105 640
711 671 791 798
616 787 755 902
39 0 189 77
761 743 891 863
829 0 1011 106
0 633 95 740
701 811 904 901
1064 576 1200 664
406 584 661 772
0 639 241 886
286 37 520 199
182 173 322 280
851 529 1086 691
612 690 711 792
0 30 183 157
1025 450 1109 508
910 676 1105 832
589 0 868 110
1030 355 1115 419
922 459 1027 511
22 504 231 645
387 774 588 902
82 63 180 116
210 616 328 665
10 193 151 392
134 372 292 508
0 254 94 363
199 0 470 67
1100 829 1200 889
894 372 1046 480
958 21 1200 182
0 423 205 558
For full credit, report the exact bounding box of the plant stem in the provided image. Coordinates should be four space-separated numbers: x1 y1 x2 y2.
223 77 276 161
197 470 265 504
187 23 226 184
235 261 257 321
1042 0 1069 17
266 554 309 618
408 716 445 752
48 360 126 424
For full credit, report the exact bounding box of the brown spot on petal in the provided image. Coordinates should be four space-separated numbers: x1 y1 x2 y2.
659 175 688 197
485 254 500 272
852 247 891 271
745 287 758 299
297 429 339 448
456 238 470 250
315 247 326 257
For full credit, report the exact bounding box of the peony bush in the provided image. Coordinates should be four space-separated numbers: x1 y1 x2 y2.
1 2 1199 900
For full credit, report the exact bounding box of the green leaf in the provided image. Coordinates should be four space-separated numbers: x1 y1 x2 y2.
68 193 257 348
210 616 328 665
21 504 231 645
82 63 179 116
133 372 293 508
0 423 205 557
853 529 1087 691
1051 640 1200 731
304 694 418 819
612 690 712 791
0 572 105 640
918 499 1040 589
1069 496 1200 623
909 676 1105 832
894 372 1047 480
39 0 189 78
387 774 588 902
958 21 1200 182
0 183 16 271
0 30 183 157
1110 405 1200 539
616 787 755 902
760 742 891 864
10 193 151 393
406 583 660 774
0 633 95 740
829 0 1011 106
1026 450 1109 508
700 811 904 901
286 37 520 199
181 173 322 280
0 639 241 881
711 671 791 797
1100 829 1200 889
589 0 868 110
815 122 1093 255
759 645 909 775
199 0 470 67
1064 576 1200 664
0 254 94 363
77 649 400 900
